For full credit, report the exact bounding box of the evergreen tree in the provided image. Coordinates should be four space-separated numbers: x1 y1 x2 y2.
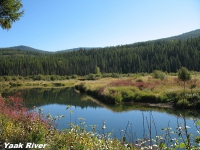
0 0 24 29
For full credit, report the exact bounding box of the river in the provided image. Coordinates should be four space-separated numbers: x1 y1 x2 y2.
2 87 200 142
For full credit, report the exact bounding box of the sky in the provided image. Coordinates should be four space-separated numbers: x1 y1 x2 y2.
0 0 200 52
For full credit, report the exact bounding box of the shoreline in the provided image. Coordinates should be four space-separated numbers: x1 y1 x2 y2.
1 76 200 109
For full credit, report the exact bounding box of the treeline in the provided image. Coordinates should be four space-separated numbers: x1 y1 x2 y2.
0 36 200 76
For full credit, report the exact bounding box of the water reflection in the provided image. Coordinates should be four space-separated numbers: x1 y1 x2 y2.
2 87 200 139
3 87 199 116
2 88 100 109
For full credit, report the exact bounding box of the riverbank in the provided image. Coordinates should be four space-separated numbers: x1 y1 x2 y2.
1 73 200 108
74 75 200 108
1 92 200 149
0 79 78 93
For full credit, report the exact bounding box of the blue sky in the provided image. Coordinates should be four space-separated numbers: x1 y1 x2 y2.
1 0 200 52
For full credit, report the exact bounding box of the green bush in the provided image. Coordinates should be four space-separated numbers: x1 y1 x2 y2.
152 70 166 80
165 92 180 102
33 74 45 80
11 76 17 81
0 77 5 82
18 76 24 80
121 91 134 102
102 73 112 78
71 74 78 79
176 99 190 108
4 76 12 81
87 73 96 80
50 75 57 81
134 92 157 103
112 73 121 78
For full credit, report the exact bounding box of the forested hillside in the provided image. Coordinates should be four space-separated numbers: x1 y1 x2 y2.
161 29 200 41
0 36 200 76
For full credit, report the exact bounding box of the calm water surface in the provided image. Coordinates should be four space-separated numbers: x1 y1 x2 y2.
2 87 200 139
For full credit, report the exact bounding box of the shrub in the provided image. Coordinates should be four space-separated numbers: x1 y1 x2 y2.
134 92 157 103
152 70 166 80
33 74 45 80
112 73 121 78
71 74 78 79
121 91 134 102
135 78 143 82
66 76 71 79
0 93 50 144
4 76 12 81
50 75 57 81
102 73 112 78
18 76 24 80
11 76 17 81
87 73 96 80
176 99 190 108
0 77 5 82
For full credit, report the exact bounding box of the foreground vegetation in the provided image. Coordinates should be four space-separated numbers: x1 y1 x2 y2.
0 92 200 149
0 93 134 150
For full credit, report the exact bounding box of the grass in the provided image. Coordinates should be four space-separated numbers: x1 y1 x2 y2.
1 72 200 107
0 79 78 93
75 74 200 108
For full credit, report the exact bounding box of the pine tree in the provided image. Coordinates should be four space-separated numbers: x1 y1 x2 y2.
0 0 24 29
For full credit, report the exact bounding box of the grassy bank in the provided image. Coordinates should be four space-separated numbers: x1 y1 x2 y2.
0 78 78 93
75 74 200 108
1 72 200 108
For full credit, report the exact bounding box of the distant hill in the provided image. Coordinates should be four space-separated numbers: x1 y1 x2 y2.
1 35 200 76
1 45 97 53
56 28 200 52
161 29 200 41
56 47 100 53
6 45 49 53
1 28 200 53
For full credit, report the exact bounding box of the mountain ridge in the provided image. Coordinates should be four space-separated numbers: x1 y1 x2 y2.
5 45 49 53
1 28 200 53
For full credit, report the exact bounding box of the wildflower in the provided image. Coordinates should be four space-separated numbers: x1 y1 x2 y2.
102 125 106 129
102 121 106 129
153 144 158 147
197 130 200 134
172 138 176 141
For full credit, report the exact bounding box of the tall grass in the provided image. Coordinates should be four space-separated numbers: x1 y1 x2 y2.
75 75 200 107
